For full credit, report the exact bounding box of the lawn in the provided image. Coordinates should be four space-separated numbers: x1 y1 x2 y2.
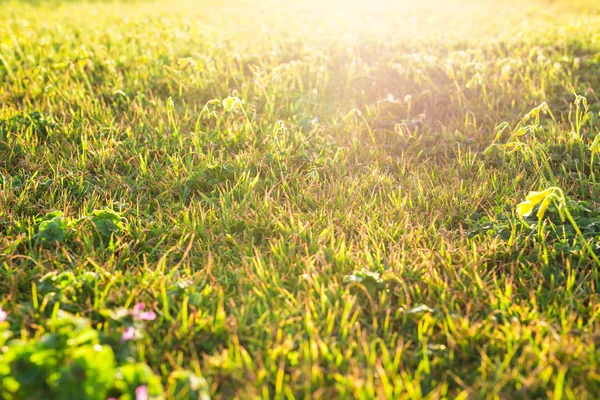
2 0 600 398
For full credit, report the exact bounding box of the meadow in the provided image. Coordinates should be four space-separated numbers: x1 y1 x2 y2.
2 0 600 398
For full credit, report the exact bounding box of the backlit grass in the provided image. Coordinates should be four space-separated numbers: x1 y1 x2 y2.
2 0 600 398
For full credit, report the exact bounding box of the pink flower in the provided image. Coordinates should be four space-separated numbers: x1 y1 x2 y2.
132 303 156 321
120 327 135 342
135 385 148 400
0 307 6 322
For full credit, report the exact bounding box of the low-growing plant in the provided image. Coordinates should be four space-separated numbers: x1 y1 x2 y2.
89 209 125 242
0 111 59 141
33 211 71 245
29 209 125 249
0 308 206 400
517 187 600 266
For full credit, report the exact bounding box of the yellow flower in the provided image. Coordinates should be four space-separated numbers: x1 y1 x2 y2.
536 197 551 220
591 134 600 154
525 188 555 206
517 201 534 217
222 96 241 113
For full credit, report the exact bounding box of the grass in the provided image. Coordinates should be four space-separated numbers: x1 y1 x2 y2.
2 0 600 398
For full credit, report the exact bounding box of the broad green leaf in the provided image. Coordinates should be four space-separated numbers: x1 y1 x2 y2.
90 209 124 240
113 363 163 400
35 215 67 244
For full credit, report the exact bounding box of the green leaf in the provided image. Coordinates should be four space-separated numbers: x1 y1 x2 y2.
90 209 124 240
112 363 163 400
35 213 67 244
55 345 115 400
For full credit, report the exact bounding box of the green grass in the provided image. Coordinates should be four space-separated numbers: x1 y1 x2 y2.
3 0 600 398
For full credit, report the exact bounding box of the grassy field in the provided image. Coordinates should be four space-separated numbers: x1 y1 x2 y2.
3 0 600 398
